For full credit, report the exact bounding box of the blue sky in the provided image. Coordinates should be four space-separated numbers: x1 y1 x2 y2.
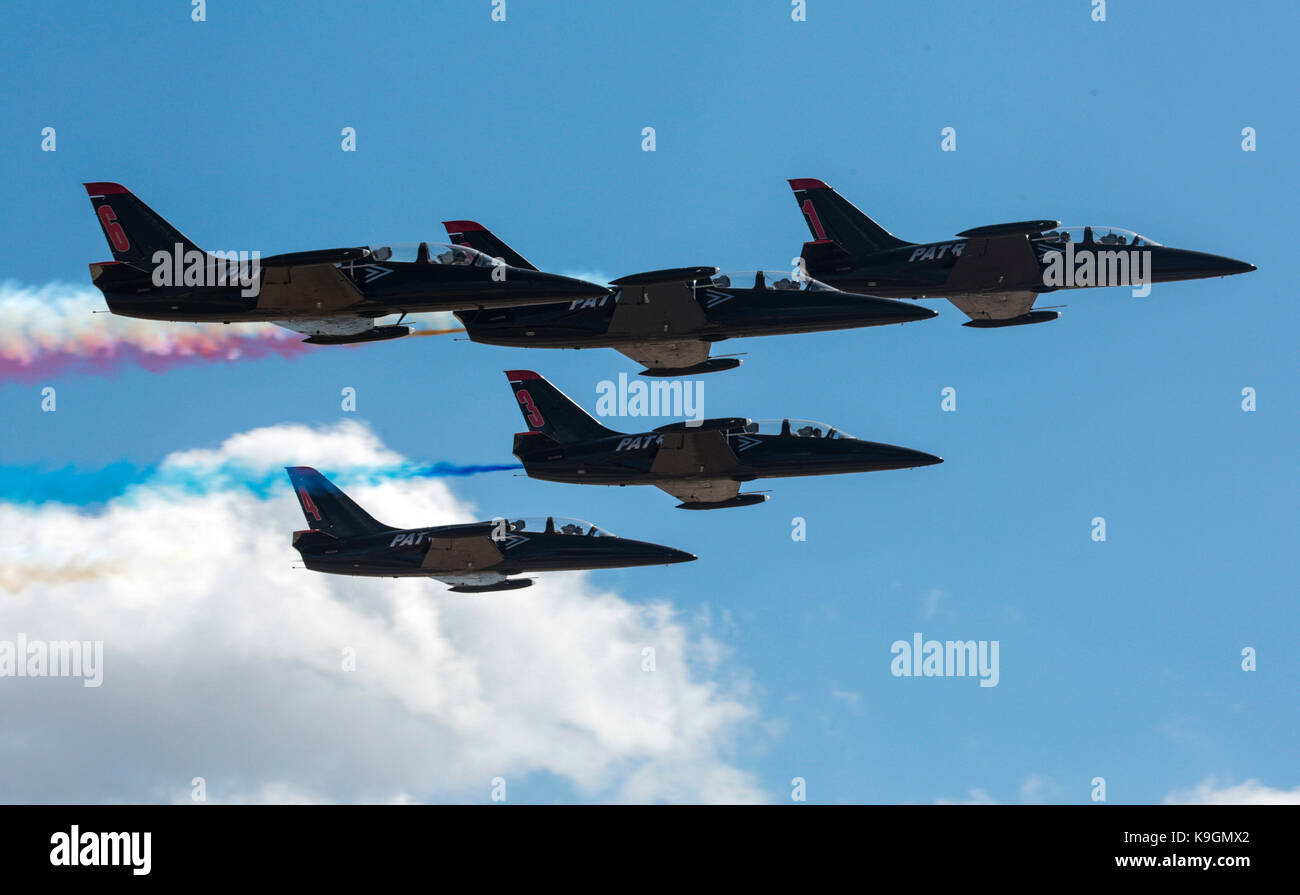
1 0 1295 803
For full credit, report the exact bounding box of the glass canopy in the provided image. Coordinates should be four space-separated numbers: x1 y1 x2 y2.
738 419 855 439
709 270 836 292
367 242 502 266
1036 227 1161 247
497 516 614 537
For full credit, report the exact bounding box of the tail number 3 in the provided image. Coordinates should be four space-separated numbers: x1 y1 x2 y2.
516 389 545 428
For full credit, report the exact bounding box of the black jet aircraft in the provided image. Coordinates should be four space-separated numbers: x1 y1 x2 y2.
286 467 694 592
444 220 934 376
83 183 609 344
504 370 942 509
788 178 1256 327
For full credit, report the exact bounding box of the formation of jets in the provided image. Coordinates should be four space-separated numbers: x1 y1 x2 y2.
85 179 1254 591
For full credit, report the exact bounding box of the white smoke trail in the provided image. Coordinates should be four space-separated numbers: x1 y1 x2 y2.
0 281 458 380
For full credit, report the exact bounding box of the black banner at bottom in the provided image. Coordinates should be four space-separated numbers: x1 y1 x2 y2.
0 805 1283 881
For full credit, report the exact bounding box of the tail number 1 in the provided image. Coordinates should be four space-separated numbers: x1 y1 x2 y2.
801 199 827 241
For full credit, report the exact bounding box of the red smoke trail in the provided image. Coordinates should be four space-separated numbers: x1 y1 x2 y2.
0 282 459 381
0 333 310 382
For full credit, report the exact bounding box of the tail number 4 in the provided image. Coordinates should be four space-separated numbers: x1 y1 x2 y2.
516 389 545 428
298 487 322 521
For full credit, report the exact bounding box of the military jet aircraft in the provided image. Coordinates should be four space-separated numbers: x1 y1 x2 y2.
83 183 609 344
504 370 942 509
444 220 935 376
286 467 694 592
788 178 1256 327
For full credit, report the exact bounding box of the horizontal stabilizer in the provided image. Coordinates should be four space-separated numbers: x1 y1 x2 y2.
798 239 855 276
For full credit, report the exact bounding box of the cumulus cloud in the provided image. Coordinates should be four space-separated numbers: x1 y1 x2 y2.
1164 778 1300 805
0 421 764 804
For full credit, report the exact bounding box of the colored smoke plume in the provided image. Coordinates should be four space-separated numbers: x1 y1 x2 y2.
0 281 459 380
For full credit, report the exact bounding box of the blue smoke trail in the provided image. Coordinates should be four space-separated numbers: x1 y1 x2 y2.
0 460 523 507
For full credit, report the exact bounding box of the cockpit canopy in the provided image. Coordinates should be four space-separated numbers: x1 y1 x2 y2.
739 419 855 439
367 242 503 267
709 270 836 292
1037 226 1161 248
499 516 614 537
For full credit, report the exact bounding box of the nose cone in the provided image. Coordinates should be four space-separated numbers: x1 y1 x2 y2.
898 303 940 323
899 447 941 468
1153 248 1257 282
858 442 944 470
845 294 939 325
623 540 697 566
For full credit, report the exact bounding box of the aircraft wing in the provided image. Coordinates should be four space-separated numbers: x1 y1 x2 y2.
261 262 419 344
602 268 743 373
654 478 741 504
420 534 505 573
650 429 739 476
946 233 1043 294
946 290 1039 322
608 277 711 338
614 340 711 372
259 260 364 314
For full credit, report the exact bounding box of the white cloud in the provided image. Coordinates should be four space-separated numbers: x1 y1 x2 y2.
829 689 862 713
921 588 945 620
935 788 999 805
1164 778 1300 805
1018 773 1060 804
0 421 764 804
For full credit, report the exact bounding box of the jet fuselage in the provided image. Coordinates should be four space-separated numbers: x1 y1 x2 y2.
805 234 1257 299
293 521 694 578
513 427 942 488
457 282 935 350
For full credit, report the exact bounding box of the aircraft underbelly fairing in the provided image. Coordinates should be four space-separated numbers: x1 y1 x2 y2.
945 291 1039 322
